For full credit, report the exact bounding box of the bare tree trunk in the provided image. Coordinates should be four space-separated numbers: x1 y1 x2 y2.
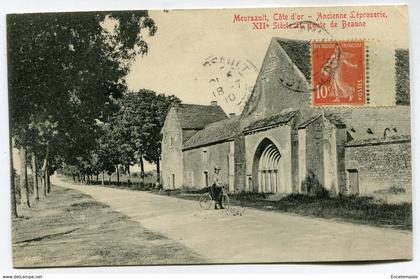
156 158 160 184
32 153 39 200
139 157 145 186
127 164 131 187
10 138 18 218
40 176 44 195
96 174 99 184
42 144 49 197
19 147 30 207
47 173 51 193
38 173 42 191
116 165 120 186
108 173 111 185
101 171 104 186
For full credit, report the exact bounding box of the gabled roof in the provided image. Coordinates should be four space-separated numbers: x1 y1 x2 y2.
324 113 346 128
243 109 299 133
298 114 322 129
345 135 411 147
298 113 346 129
241 38 311 117
325 106 411 141
277 38 311 81
173 103 228 129
182 117 241 150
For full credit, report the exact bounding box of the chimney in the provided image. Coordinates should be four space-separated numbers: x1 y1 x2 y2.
210 100 218 106
229 113 236 118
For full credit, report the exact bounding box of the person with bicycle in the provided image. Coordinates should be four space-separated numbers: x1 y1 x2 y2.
211 166 224 210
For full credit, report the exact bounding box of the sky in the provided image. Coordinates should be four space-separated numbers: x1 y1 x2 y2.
125 6 408 114
125 6 408 172
13 5 410 174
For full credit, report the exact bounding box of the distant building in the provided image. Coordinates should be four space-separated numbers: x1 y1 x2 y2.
161 38 411 196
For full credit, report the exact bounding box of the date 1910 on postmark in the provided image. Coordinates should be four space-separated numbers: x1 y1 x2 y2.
311 40 366 106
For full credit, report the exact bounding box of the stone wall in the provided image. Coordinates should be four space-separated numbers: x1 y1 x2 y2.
241 39 312 122
344 140 411 195
161 108 184 189
244 124 293 193
233 135 246 192
183 141 231 189
322 118 339 193
299 116 347 195
303 117 324 189
335 127 347 194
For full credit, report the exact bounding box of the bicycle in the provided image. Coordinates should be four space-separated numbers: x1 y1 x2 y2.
199 186 230 210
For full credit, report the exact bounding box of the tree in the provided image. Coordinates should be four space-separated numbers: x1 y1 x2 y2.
142 92 180 183
31 153 40 200
96 121 121 185
115 90 180 184
8 11 157 201
10 138 18 217
19 148 30 207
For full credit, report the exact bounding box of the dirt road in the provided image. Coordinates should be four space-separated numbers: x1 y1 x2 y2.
52 177 412 263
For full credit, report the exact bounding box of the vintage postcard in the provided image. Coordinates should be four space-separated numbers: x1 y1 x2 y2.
8 4 411 267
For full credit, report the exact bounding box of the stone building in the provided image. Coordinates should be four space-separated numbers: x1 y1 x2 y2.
161 38 411 196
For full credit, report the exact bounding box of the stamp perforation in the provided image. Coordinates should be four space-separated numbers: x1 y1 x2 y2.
310 39 371 108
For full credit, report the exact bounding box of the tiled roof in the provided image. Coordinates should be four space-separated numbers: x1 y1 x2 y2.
182 117 241 150
324 113 346 128
298 114 322 129
324 106 411 141
298 113 346 129
296 107 410 141
243 109 299 133
345 135 411 147
175 104 228 129
241 38 311 118
277 38 311 81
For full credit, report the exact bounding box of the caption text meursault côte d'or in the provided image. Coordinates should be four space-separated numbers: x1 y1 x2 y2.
233 10 388 30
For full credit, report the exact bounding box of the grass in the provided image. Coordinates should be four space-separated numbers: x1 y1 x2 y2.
229 193 412 231
12 185 204 267
59 176 413 231
150 188 412 231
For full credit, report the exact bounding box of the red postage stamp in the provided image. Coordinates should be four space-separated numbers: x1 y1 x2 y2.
311 40 366 106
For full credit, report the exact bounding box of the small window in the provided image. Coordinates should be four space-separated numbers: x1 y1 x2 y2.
203 171 209 187
347 169 359 195
171 173 175 189
247 176 253 192
202 150 208 163
170 137 173 146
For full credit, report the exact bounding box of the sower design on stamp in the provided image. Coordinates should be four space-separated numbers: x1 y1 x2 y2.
311 40 365 106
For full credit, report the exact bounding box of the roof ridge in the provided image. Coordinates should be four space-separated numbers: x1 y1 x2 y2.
179 103 221 107
182 117 241 150
243 109 299 132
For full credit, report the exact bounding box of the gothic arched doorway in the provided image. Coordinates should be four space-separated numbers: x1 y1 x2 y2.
252 138 282 193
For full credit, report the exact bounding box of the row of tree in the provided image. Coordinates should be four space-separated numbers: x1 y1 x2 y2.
8 11 175 217
58 90 179 187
